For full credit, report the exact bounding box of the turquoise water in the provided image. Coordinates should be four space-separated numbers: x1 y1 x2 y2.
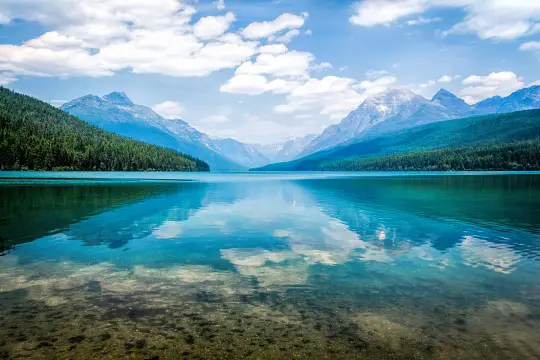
1 172 540 359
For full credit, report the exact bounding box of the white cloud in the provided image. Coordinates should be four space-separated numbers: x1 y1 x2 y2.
241 13 306 40
459 71 524 104
152 101 185 119
193 12 235 39
438 74 460 83
257 44 288 55
350 0 426 27
419 79 436 88
269 29 300 44
275 76 366 120
350 0 540 40
220 74 300 95
355 75 397 95
0 0 259 81
235 51 314 79
405 16 441 26
214 0 225 11
313 62 333 72
519 41 540 51
531 80 540 86
0 72 16 85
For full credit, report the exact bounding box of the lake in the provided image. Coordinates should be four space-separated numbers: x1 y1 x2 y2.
1 172 539 359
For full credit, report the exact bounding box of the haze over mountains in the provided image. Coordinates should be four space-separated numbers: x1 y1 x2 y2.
61 92 263 171
61 85 540 171
61 93 319 169
298 85 540 158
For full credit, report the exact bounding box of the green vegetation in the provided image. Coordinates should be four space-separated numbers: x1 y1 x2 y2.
255 109 540 171
321 140 540 171
0 87 209 171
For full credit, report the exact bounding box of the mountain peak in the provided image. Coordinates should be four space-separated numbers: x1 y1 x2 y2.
102 91 134 106
60 94 102 110
365 87 423 105
431 88 470 114
432 88 458 101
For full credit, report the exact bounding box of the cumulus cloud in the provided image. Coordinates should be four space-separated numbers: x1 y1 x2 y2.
355 75 397 95
313 62 333 72
193 12 235 39
152 101 185 119
350 0 540 40
0 0 260 81
438 74 460 83
241 13 307 40
419 79 436 88
235 51 315 79
257 44 289 55
459 71 524 104
221 74 300 95
350 0 425 27
275 76 365 120
269 29 301 44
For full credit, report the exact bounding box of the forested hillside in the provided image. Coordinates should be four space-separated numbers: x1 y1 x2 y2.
0 87 209 171
321 140 540 171
254 109 540 171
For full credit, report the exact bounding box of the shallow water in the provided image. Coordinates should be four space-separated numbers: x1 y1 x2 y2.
1 172 540 359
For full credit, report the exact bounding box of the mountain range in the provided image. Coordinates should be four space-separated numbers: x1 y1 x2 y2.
298 85 540 158
61 92 320 170
255 109 540 171
61 92 250 171
61 85 540 171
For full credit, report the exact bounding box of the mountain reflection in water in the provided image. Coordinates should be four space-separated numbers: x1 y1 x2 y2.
0 173 539 359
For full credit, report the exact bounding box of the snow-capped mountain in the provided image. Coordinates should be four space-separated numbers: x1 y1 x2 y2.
61 92 244 171
254 134 317 163
299 85 540 157
431 88 470 115
474 85 540 115
299 88 456 157
212 138 270 169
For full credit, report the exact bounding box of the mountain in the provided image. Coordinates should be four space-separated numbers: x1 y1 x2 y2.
254 109 540 171
431 88 470 115
481 85 540 114
255 134 317 163
298 88 459 157
298 86 540 158
61 92 244 171
0 87 208 171
212 138 270 168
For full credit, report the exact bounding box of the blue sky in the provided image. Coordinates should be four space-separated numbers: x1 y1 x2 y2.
1 0 539 144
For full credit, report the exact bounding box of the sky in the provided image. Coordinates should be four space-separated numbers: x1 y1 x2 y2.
0 0 539 144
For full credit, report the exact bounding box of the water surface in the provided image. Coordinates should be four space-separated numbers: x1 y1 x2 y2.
1 172 539 359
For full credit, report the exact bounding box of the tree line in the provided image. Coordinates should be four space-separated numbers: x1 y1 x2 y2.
320 140 540 171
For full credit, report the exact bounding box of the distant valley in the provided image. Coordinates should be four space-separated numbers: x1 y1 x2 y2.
61 93 316 171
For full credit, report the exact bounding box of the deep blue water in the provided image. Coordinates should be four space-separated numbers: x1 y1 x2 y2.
1 172 539 359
